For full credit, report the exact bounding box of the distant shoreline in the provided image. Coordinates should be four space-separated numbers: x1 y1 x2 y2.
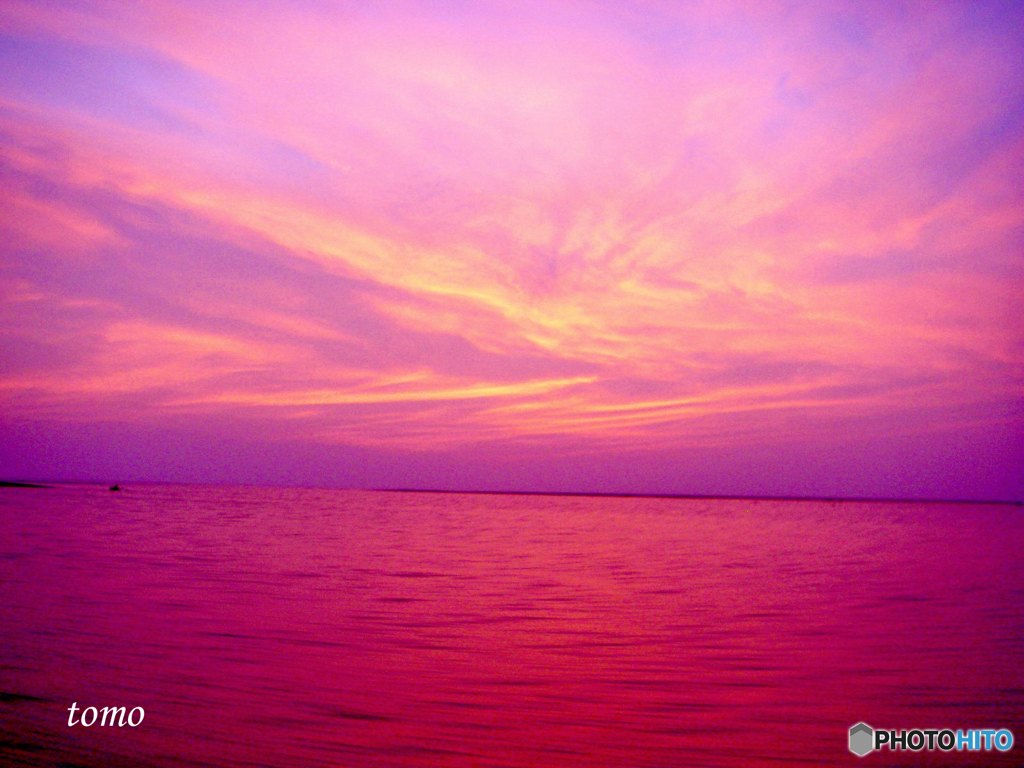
383 487 1023 506
1 478 1018 505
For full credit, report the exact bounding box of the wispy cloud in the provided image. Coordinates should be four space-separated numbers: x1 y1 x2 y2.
1 0 1021 495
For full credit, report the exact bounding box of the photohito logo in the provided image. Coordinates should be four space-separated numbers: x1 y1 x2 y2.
849 723 874 756
848 723 1014 757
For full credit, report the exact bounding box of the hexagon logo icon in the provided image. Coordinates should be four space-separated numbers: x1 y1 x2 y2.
849 722 874 757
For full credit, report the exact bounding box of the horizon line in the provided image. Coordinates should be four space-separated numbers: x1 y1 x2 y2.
381 488 1023 506
4 478 1019 505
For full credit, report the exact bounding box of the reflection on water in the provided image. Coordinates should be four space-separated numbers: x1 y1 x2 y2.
1 484 1021 766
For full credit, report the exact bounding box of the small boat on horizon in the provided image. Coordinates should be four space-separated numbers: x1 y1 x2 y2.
109 484 121 492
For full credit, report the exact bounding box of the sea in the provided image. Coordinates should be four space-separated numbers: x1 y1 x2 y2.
1 483 1022 767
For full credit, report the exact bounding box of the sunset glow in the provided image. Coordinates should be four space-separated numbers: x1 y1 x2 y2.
1 0 1021 497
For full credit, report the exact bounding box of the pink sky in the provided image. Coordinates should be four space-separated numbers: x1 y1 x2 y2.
1 0 1021 498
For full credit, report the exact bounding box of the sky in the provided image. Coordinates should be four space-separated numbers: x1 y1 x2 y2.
1 0 1021 499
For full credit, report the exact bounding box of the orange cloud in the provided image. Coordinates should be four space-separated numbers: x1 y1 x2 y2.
1 0 1020 494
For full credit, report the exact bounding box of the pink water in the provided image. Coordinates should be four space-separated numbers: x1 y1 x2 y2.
1 484 1021 766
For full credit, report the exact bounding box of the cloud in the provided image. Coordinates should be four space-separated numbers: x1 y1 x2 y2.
0 0 1021 495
